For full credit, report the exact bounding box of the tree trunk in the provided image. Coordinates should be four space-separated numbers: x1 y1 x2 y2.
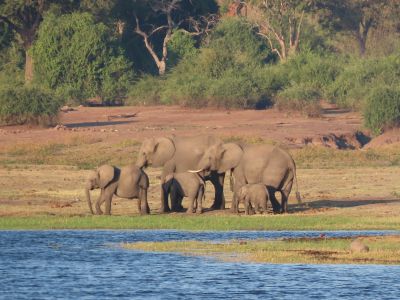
24 50 34 84
158 60 166 76
358 37 366 57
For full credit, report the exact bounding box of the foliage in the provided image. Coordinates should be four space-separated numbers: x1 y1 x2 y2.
327 54 400 109
0 41 24 86
167 30 198 68
363 86 400 135
127 76 163 105
0 85 61 126
155 17 273 108
250 0 314 61
32 12 133 105
315 0 400 56
276 82 321 117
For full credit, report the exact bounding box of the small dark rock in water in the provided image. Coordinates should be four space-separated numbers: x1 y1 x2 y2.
350 238 369 253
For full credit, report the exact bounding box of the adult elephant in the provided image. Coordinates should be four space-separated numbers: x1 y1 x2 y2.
192 143 301 213
136 135 226 212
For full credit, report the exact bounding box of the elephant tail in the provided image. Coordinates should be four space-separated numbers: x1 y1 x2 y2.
229 169 234 192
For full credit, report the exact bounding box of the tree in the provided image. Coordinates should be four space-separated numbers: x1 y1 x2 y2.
315 0 400 56
32 12 133 104
0 0 79 83
248 0 313 62
131 0 218 75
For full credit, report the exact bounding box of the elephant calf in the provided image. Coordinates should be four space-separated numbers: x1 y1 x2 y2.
237 184 269 215
85 164 150 215
163 172 205 214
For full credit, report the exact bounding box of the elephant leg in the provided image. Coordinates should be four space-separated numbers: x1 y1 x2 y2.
170 185 184 212
139 187 150 215
260 197 268 214
104 193 114 215
196 187 204 214
96 190 104 215
266 186 281 213
186 196 195 214
160 181 171 213
244 198 250 215
281 180 293 213
210 172 225 210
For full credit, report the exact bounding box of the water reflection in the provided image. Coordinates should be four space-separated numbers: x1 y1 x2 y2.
0 230 399 299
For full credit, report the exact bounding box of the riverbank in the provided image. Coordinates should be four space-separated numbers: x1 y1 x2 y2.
122 235 400 265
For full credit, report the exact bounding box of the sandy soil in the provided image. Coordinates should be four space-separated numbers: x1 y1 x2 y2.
0 105 362 148
0 105 399 217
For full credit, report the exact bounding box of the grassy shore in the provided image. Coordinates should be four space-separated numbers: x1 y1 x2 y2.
122 235 400 265
1 214 400 230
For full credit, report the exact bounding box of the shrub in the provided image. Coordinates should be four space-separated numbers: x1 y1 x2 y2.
275 83 321 117
327 54 400 109
167 30 198 68
207 70 264 108
363 86 400 135
0 85 61 126
33 12 134 105
126 76 163 106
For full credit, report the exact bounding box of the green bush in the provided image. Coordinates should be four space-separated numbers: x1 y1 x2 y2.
0 85 61 126
33 12 134 105
141 17 274 109
327 54 400 109
126 76 163 105
167 30 198 68
275 83 321 117
364 86 400 135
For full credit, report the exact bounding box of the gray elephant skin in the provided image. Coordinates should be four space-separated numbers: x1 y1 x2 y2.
136 135 226 212
163 172 205 214
85 164 150 215
194 143 300 213
237 183 269 215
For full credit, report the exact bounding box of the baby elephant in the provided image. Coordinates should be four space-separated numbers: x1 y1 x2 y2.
237 184 269 215
85 164 150 215
163 172 205 214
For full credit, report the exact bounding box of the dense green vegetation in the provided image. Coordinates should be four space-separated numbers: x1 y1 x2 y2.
0 85 61 125
1 0 399 132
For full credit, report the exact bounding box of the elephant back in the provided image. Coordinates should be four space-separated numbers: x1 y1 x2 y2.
116 164 142 199
173 135 222 171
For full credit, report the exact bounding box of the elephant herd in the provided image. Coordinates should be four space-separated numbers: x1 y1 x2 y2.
85 135 301 215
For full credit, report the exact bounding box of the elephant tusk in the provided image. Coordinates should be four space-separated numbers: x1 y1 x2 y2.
188 169 203 173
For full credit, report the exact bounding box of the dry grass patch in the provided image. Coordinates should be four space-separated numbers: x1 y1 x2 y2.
122 235 400 265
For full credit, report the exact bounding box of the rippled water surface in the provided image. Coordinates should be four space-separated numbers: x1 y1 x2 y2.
1 230 399 299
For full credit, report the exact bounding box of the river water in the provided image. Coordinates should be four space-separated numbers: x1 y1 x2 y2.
0 230 399 299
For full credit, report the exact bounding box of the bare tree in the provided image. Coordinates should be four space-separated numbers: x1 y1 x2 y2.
249 0 311 62
133 0 217 75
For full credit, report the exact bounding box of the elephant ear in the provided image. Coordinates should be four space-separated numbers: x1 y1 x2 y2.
217 143 244 173
152 137 175 167
97 165 116 188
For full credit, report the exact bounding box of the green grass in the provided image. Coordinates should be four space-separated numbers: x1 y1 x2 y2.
1 214 399 230
122 235 400 265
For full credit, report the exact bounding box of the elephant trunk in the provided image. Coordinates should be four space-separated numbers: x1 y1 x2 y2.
85 188 94 214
